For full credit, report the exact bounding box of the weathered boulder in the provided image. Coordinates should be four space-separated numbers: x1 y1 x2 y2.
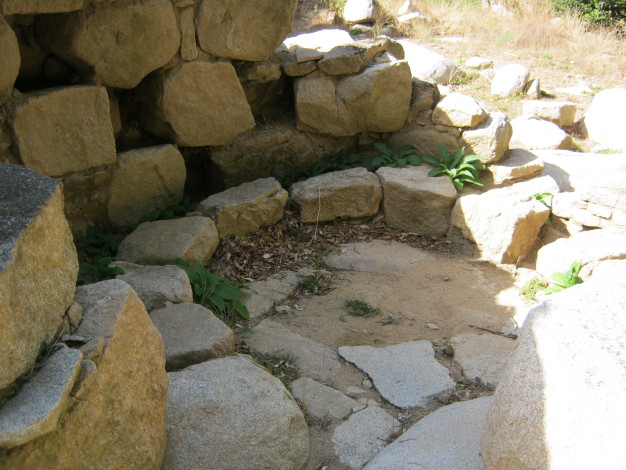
138 61 255 147
481 260 626 469
295 61 412 136
511 116 572 150
290 168 383 223
165 355 309 470
61 167 112 234
196 0 297 61
0 164 78 391
491 64 529 97
432 92 486 128
399 40 462 84
117 217 219 265
584 88 626 151
10 85 116 177
522 100 577 127
487 148 544 185
108 145 186 228
283 29 354 53
390 127 459 157
376 165 457 236
0 280 168 469
0 17 19 99
451 176 559 263
460 111 512 163
114 262 193 312
407 78 440 118
343 0 377 22
150 302 235 371
318 38 397 76
36 0 180 89
2 0 83 14
198 178 287 238
179 6 198 61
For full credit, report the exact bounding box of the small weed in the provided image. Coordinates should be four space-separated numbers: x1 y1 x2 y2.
533 192 554 226
497 30 514 45
345 299 381 317
544 261 584 294
365 143 423 171
297 273 331 295
450 71 480 86
76 226 125 286
350 27 363 35
251 351 299 390
422 146 485 191
520 277 549 300
176 258 249 325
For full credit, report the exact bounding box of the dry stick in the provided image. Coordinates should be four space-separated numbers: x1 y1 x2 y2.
468 324 518 339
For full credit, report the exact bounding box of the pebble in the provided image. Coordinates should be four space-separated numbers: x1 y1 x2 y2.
362 379 373 389
426 322 440 330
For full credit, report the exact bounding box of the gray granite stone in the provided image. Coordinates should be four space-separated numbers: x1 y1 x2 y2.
291 377 357 420
450 334 515 386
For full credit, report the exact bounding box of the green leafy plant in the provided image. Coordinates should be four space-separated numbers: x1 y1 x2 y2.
345 299 381 317
296 272 332 295
76 226 125 285
520 277 549 300
251 351 299 390
533 192 554 225
553 0 626 26
350 27 364 35
422 146 485 191
176 258 249 324
543 261 584 294
450 71 480 86
366 143 422 170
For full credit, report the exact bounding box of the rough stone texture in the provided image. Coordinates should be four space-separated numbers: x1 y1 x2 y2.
490 64 530 97
10 86 116 177
236 61 282 82
0 280 167 469
291 377 357 420
275 51 320 76
243 271 300 319
338 341 455 408
584 87 626 151
511 116 572 150
198 178 287 238
451 176 559 263
137 61 255 147
61 166 112 234
399 40 462 84
290 168 383 223
179 6 198 61
390 126 459 157
247 319 341 382
376 165 457 236
2 0 83 14
114 262 192 312
364 397 494 470
0 17 19 99
196 0 297 61
318 39 394 76
0 164 78 391
150 302 234 371
450 334 515 386
481 261 626 470
343 0 377 22
165 355 309 470
460 111 513 164
0 345 82 447
332 406 400 469
522 100 577 127
210 123 357 187
432 92 486 128
36 0 180 89
117 217 219 265
488 148 544 185
283 29 354 53
108 145 186 228
407 79 440 118
536 227 626 279
324 240 430 273
295 61 412 136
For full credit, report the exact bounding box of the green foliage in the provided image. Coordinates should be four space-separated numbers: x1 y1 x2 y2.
76 225 125 286
422 146 485 191
324 0 347 20
350 27 364 35
544 261 584 294
296 272 332 295
251 351 299 390
450 71 480 85
553 0 626 26
135 195 198 225
533 192 554 226
497 30 514 45
366 143 423 170
520 277 549 300
176 258 249 324
345 299 381 317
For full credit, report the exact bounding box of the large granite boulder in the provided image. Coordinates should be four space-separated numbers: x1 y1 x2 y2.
165 355 309 470
399 40 462 84
432 92 486 128
0 164 78 391
0 17 19 99
10 85 116 177
584 88 626 151
481 260 626 469
137 61 255 147
36 0 180 89
0 280 168 469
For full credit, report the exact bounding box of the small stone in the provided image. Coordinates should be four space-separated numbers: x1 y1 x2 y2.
426 322 439 330
291 377 357 420
344 386 367 397
491 64 530 97
362 379 373 388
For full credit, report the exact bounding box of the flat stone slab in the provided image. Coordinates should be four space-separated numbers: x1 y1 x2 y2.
364 396 494 470
0 345 82 447
325 240 430 273
114 262 192 312
332 406 400 469
150 302 235 371
488 148 544 186
338 341 455 408
290 377 357 420
247 319 341 382
450 334 515 386
243 271 300 319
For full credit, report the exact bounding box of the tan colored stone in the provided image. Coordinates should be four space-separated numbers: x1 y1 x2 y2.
2 0 83 14
460 111 512 163
0 164 78 391
406 79 440 121
138 61 255 147
318 38 396 76
432 92 487 128
108 145 186 229
36 0 180 88
61 167 112 234
11 86 116 177
522 100 577 127
584 88 626 151
179 6 198 61
0 17 19 99
488 148 544 185
511 116 572 150
0 280 168 468
198 178 287 238
196 0 298 61
389 126 459 157
290 167 382 223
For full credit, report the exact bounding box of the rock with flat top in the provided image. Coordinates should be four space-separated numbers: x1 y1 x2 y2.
283 29 354 53
432 92 486 128
491 64 529 97
291 377 357 420
460 111 512 163
522 100 577 127
511 116 572 150
488 149 544 185
450 334 515 386
243 271 300 319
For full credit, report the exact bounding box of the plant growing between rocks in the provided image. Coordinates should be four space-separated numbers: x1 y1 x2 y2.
543 260 584 294
365 143 423 170
422 146 485 191
251 351 299 390
76 226 125 285
520 277 550 300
